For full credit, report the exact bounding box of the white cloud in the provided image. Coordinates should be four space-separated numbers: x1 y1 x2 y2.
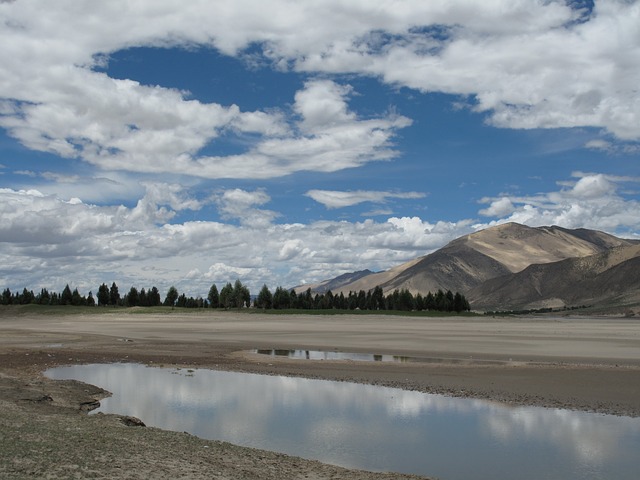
2 171 640 296
306 189 425 209
1 0 637 186
479 197 515 217
214 188 279 227
0 186 468 295
478 173 640 232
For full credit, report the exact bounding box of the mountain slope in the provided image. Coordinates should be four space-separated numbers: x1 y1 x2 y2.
293 269 374 295
468 244 640 310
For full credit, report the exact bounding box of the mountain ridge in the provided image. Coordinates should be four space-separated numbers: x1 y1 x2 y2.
295 222 639 311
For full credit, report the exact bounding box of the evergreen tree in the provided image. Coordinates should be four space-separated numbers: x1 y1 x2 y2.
61 284 73 305
272 286 290 309
38 288 51 305
109 282 120 306
434 289 445 311
232 279 250 308
1 288 11 305
71 288 84 306
97 283 109 306
176 293 187 308
20 288 35 304
50 292 60 305
207 284 219 308
164 286 179 307
414 292 425 311
445 290 455 312
219 282 233 308
323 290 334 309
424 291 435 310
138 288 147 307
289 289 298 309
126 286 139 307
149 286 161 306
453 292 470 312
86 291 96 307
256 284 273 309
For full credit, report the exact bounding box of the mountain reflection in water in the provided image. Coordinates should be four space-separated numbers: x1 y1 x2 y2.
46 363 640 480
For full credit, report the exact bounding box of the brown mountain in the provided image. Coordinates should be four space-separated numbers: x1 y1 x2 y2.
468 243 640 310
298 222 638 310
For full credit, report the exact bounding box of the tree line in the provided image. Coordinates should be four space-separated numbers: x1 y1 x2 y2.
253 285 470 312
2 280 471 313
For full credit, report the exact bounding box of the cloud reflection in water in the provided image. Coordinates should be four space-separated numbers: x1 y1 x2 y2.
46 363 640 480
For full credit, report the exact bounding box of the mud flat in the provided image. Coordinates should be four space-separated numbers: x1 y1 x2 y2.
1 309 640 479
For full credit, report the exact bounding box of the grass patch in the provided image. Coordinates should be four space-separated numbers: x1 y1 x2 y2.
246 308 481 317
1 304 482 318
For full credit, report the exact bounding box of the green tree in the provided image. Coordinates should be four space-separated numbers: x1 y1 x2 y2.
38 288 51 305
414 292 425 311
109 282 120 306
424 291 435 310
176 293 187 308
445 290 455 312
1 288 11 305
138 288 147 307
148 286 161 306
71 288 84 306
272 286 290 309
453 292 470 312
256 284 273 309
219 282 233 309
19 288 35 304
86 291 96 307
61 284 73 305
126 286 139 307
207 284 219 308
97 283 109 306
164 286 179 307
233 279 250 308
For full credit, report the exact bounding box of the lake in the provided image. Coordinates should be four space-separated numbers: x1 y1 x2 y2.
46 363 640 480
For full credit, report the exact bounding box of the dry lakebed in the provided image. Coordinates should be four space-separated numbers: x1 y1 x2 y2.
1 308 640 479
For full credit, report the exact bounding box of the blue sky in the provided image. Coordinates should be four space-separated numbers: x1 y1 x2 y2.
1 0 639 297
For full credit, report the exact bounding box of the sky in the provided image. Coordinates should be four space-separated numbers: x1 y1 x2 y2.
1 0 639 298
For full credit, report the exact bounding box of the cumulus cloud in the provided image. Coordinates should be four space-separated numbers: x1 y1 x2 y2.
1 0 637 186
306 189 426 209
0 186 470 295
478 173 640 233
0 1 412 180
2 170 640 296
214 188 279 227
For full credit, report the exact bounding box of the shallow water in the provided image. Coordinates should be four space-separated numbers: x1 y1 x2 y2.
253 349 412 362
46 363 640 480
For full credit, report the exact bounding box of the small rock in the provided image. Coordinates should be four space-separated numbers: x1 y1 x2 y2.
121 416 146 427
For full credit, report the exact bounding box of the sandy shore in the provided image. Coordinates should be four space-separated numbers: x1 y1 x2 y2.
2 309 640 479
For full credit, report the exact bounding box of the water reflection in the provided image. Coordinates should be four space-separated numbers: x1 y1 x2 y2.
46 363 640 480
254 349 412 362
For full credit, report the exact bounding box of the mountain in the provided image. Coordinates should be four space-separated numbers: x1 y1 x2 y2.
468 243 640 310
296 222 639 310
293 270 375 295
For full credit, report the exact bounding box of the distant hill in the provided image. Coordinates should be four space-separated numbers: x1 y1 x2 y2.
293 270 375 295
295 222 639 311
